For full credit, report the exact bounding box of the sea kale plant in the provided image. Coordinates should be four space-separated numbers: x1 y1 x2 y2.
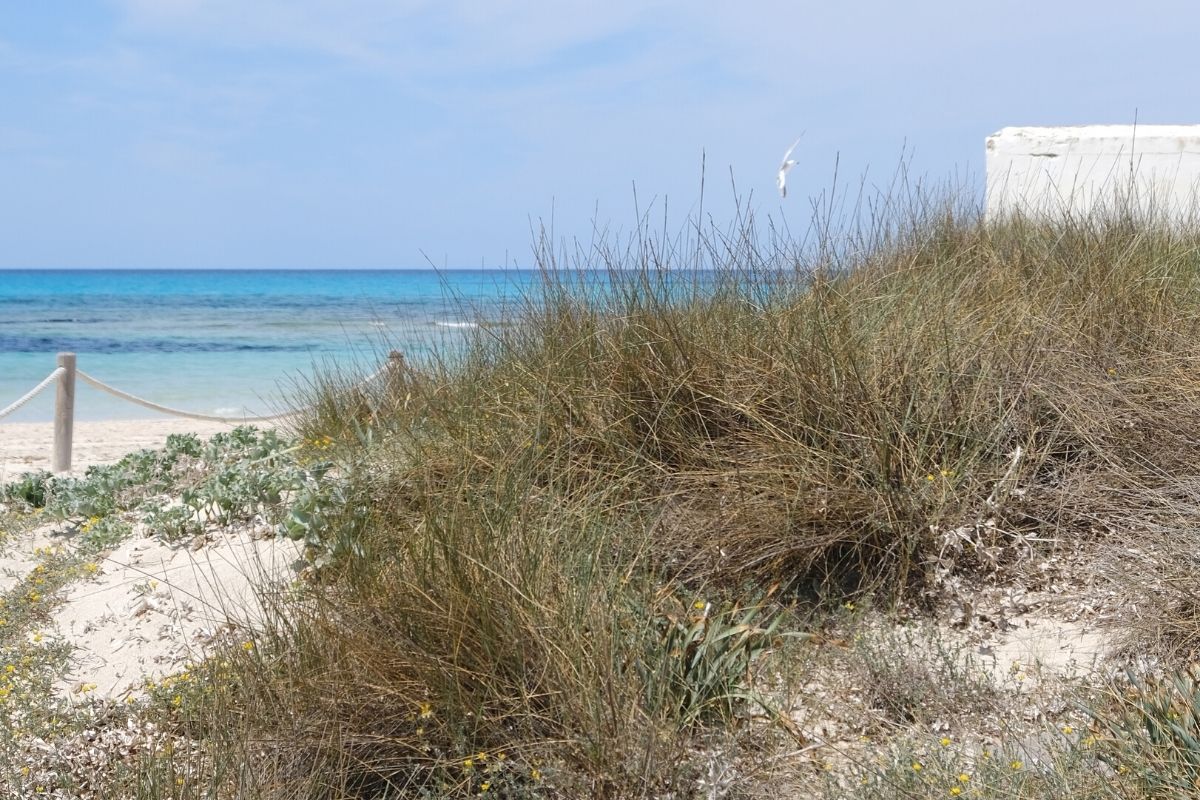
0 426 360 564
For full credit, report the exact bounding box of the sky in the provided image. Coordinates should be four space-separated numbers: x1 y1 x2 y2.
2 1 1199 269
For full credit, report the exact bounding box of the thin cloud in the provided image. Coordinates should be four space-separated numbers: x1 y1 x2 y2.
111 0 679 74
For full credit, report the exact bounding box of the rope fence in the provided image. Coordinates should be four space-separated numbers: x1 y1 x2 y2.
0 367 65 421
0 352 403 473
76 370 308 423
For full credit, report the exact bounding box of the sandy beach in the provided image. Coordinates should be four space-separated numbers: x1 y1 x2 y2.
1 418 303 703
0 418 272 478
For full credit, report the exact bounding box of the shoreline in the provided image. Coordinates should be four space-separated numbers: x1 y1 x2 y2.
0 418 272 477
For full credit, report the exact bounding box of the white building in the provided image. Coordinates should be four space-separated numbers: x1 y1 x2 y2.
985 125 1200 222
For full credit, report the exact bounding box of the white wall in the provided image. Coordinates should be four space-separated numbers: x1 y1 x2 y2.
985 125 1200 222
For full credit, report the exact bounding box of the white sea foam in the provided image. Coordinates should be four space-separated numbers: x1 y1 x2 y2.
434 321 479 329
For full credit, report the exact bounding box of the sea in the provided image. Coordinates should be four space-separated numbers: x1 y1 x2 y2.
0 269 538 423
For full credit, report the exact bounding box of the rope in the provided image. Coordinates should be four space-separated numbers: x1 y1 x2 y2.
75 370 304 423
0 367 66 420
74 361 395 424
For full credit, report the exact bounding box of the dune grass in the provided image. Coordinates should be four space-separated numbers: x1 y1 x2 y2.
168 197 1196 797
11 192 1200 797
237 199 1200 796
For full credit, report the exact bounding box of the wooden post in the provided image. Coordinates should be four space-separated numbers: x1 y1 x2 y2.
387 350 406 375
385 350 407 410
52 352 76 474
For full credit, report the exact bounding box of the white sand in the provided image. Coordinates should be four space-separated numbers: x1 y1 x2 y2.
982 617 1109 687
0 418 268 478
1 418 303 699
55 522 303 698
0 526 59 595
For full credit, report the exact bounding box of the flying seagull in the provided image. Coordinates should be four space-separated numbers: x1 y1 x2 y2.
777 135 803 198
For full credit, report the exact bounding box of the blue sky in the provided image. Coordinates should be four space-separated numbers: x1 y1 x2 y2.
2 1 1198 268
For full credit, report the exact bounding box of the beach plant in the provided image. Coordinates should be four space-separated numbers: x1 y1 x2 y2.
46 463 127 519
141 502 204 543
10 426 307 547
178 427 299 525
839 733 1126 799
0 470 50 510
37 426 294 523
640 590 791 727
277 463 370 567
1093 667 1200 796
77 513 132 553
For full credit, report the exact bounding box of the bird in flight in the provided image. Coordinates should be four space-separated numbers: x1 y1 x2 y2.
777 135 803 198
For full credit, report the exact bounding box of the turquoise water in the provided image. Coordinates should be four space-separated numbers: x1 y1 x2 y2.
0 270 536 422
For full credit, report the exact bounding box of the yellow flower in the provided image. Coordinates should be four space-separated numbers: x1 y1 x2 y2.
950 788 962 797
939 736 951 747
480 781 491 793
531 768 542 781
418 701 433 719
1061 725 1074 734
926 474 936 482
957 773 970 783
463 758 474 769
1117 764 1129 775
912 762 923 772
241 641 254 652
693 600 706 610
1010 760 1023 770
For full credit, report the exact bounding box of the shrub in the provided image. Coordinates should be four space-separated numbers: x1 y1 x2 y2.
1 470 50 509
